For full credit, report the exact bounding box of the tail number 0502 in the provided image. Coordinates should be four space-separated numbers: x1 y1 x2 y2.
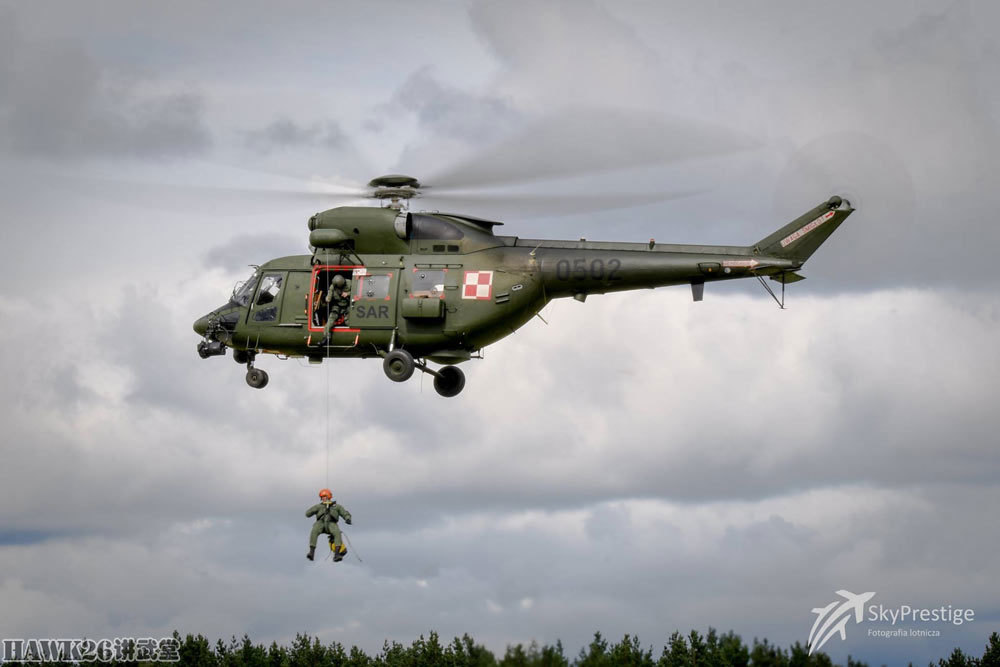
554 258 621 281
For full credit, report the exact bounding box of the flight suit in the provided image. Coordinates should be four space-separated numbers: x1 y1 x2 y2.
306 500 352 553
321 286 351 343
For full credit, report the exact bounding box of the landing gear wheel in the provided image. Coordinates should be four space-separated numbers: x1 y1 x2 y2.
246 367 269 389
383 349 415 382
433 365 466 397
233 349 251 365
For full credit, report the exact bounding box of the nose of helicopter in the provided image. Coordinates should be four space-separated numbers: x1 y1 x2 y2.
193 314 210 336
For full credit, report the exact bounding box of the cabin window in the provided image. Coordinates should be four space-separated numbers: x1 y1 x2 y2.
411 215 464 240
255 273 284 306
356 274 391 300
411 270 446 298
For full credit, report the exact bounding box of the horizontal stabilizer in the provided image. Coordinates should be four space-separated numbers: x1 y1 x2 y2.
770 271 806 284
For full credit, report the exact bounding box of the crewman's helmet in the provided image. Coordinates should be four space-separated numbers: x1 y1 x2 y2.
319 488 333 500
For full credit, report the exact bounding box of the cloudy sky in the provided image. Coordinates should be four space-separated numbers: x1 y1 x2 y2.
1 1 998 664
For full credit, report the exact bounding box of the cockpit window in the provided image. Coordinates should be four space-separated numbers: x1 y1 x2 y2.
255 273 283 306
411 215 464 241
232 271 259 307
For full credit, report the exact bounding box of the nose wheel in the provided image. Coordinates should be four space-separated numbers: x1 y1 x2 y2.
243 352 269 389
246 367 269 389
381 349 466 397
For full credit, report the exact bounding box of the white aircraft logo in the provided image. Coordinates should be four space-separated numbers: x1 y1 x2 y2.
808 590 876 655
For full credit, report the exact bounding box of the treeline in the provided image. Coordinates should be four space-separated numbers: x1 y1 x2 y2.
15 629 1000 667
176 630 1000 667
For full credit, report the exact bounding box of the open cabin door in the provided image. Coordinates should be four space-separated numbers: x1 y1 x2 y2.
307 265 361 348
307 265 400 348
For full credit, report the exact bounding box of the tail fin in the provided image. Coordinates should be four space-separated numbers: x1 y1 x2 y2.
754 196 854 262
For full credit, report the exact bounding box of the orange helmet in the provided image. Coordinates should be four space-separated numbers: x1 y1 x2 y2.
318 488 333 500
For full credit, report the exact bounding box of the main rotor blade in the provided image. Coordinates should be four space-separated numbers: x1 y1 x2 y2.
419 188 704 219
423 108 757 189
58 175 368 216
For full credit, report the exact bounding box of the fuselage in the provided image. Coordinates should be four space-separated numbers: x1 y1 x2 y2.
195 211 801 362
193 197 852 393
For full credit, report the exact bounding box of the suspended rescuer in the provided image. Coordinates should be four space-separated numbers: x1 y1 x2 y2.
306 489 352 562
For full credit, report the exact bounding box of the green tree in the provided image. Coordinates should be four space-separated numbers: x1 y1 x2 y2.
656 631 690 667
935 647 976 667
982 632 1000 667
748 638 788 667
266 640 290 667
451 635 496 667
716 630 749 667
576 633 610 667
501 644 529 667
179 633 216 667
607 635 653 667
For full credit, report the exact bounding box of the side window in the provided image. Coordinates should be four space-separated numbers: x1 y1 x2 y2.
253 307 277 322
411 270 446 298
255 274 283 306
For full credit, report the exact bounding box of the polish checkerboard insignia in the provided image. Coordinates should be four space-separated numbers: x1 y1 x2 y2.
462 270 494 300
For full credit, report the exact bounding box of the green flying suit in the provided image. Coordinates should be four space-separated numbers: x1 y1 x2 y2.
306 500 352 551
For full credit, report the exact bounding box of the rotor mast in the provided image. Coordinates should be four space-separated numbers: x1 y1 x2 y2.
368 174 421 211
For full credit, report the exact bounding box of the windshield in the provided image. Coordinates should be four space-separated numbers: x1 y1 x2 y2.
232 271 260 307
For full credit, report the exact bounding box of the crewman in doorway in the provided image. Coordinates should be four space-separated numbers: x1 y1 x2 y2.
320 275 351 346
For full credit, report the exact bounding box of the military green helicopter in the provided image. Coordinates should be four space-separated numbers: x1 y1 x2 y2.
193 172 853 397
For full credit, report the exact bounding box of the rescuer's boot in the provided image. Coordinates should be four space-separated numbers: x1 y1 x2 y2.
307 546 315 561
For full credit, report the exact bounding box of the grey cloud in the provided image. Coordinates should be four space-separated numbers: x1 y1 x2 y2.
393 68 519 143
451 1 1000 291
468 0 664 108
245 118 348 155
1 3 998 666
0 11 210 159
0 487 994 664
203 233 306 273
386 67 522 174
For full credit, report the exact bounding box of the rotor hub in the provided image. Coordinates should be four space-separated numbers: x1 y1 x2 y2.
368 174 421 189
368 175 422 209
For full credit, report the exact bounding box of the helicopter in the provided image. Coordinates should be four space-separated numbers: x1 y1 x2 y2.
193 173 853 397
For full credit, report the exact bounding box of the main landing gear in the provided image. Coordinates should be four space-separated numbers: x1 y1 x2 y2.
235 350 269 389
382 349 466 397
